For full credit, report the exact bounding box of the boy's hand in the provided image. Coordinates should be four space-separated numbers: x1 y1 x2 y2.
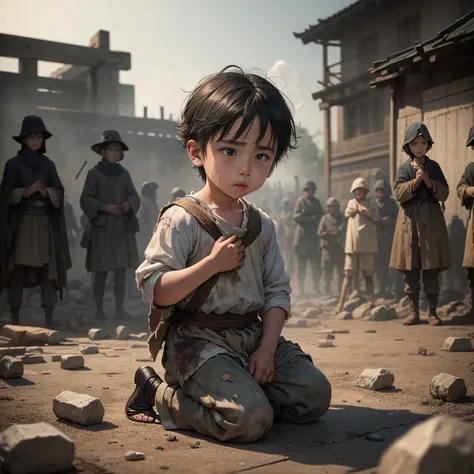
103 204 123 217
209 235 244 272
249 346 276 385
466 186 474 198
23 180 43 198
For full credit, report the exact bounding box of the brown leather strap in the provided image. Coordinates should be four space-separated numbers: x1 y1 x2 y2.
173 309 258 331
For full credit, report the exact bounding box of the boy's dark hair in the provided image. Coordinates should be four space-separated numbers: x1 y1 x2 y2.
178 65 298 181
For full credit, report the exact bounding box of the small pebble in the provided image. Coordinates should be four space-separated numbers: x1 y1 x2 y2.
394 338 404 341
190 441 200 449
155 446 164 451
365 330 377 334
41 372 51 375
124 450 145 461
160 466 170 471
109 440 118 444
166 434 177 442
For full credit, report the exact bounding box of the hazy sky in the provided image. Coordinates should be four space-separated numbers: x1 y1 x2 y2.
0 0 353 134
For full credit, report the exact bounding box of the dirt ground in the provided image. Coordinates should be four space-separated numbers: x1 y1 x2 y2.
1 310 473 474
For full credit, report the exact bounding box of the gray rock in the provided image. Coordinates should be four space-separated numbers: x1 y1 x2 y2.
336 311 352 320
430 373 467 402
53 391 104 426
80 345 99 355
0 347 26 359
344 296 367 312
352 302 373 320
378 415 474 474
20 355 46 365
302 308 321 319
356 368 394 391
0 422 75 474
51 355 61 362
366 305 394 321
124 450 145 461
286 318 308 328
441 337 472 352
116 325 128 340
60 355 84 370
46 331 62 345
25 347 44 354
88 328 106 341
0 356 24 379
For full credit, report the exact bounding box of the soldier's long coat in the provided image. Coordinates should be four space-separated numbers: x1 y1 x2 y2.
456 162 474 268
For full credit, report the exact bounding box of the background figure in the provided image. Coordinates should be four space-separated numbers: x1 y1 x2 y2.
277 198 296 278
171 187 186 202
293 180 323 295
64 191 81 251
137 181 159 254
374 180 399 297
447 215 467 291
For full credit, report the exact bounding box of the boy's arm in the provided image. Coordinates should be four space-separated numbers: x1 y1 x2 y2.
345 200 358 217
123 171 141 214
317 216 327 237
80 170 102 220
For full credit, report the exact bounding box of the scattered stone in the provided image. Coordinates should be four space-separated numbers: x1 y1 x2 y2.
0 395 14 401
25 347 44 354
190 441 200 449
51 355 61 362
80 345 99 355
430 373 467 402
59 341 79 347
155 446 164 451
417 347 431 356
399 296 410 307
60 355 84 370
20 355 46 365
160 466 170 470
0 347 26 359
378 415 474 474
124 450 145 461
441 337 472 352
352 302 373 320
344 297 367 312
109 440 118 444
104 353 119 358
131 344 147 349
356 368 394 391
135 357 152 362
366 433 384 441
316 329 349 334
46 331 62 345
317 340 334 348
53 390 105 426
366 305 396 321
116 325 128 340
336 311 352 320
394 337 404 341
0 422 75 474
365 330 377 334
324 334 335 340
129 332 148 341
0 356 23 379
302 307 321 319
41 371 50 375
286 318 308 328
113 347 127 351
88 328 106 341
166 434 177 442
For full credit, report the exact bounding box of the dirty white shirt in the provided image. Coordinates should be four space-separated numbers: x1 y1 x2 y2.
344 198 379 254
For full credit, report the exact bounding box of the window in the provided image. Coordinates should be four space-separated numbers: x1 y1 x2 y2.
344 95 386 138
358 33 379 73
397 12 421 50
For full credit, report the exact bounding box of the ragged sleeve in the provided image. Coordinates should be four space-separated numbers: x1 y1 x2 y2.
345 199 358 218
136 205 196 307
456 163 474 209
394 161 417 204
261 214 291 318
80 169 102 220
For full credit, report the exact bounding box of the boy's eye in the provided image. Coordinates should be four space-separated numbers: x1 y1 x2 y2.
222 148 236 157
256 153 269 161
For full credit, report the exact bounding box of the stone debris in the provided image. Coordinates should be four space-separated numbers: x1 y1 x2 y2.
336 311 352 320
46 331 62 345
190 441 201 449
0 422 75 474
317 329 349 334
302 308 321 319
352 302 373 320
365 330 377 334
394 337 404 341
417 347 432 356
356 368 394 391
113 347 127 351
0 347 26 359
378 415 474 474
317 340 334 348
365 305 396 321
0 356 24 379
124 450 145 461
25 347 44 354
129 332 148 341
430 373 467 402
135 357 152 362
88 328 106 341
116 325 128 340
60 355 84 370
104 352 119 358
80 345 99 355
366 433 384 441
441 337 472 352
166 434 177 442
53 390 105 426
51 355 61 362
131 344 147 349
20 355 46 365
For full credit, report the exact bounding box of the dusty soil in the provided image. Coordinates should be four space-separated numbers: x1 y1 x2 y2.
1 310 473 474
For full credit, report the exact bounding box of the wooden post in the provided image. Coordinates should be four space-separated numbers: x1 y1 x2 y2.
143 106 148 118
389 87 398 187
19 58 38 77
160 106 164 120
322 40 332 200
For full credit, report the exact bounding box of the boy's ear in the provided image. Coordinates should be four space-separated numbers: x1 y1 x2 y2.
187 140 204 167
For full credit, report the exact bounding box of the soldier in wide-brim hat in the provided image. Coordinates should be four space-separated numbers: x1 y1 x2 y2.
80 130 140 321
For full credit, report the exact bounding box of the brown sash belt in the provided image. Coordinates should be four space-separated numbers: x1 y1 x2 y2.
172 309 259 331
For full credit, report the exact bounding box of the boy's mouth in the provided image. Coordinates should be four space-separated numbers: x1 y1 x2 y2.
234 183 248 189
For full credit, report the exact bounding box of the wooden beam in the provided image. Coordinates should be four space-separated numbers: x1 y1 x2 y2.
0 71 87 94
0 33 131 70
322 40 331 200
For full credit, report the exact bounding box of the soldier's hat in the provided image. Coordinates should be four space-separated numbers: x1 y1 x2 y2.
303 180 317 190
13 115 52 143
326 197 339 207
171 187 186 199
467 125 474 147
91 130 129 155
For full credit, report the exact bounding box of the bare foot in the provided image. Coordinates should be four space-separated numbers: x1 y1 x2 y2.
130 413 160 423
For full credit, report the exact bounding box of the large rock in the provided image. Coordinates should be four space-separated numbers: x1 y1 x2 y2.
0 356 24 379
116 325 128 340
438 289 466 306
344 295 367 312
53 391 104 426
441 337 472 352
336 311 352 320
0 422 75 474
378 415 474 474
20 355 46 365
352 302 373 320
60 355 84 370
430 373 467 402
365 305 397 321
356 368 394 391
286 318 308 328
80 345 99 355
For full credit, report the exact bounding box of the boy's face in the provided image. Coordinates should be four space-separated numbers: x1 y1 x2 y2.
328 204 338 214
353 188 368 201
376 189 385 200
102 143 122 163
409 136 428 158
188 117 276 199
25 132 44 152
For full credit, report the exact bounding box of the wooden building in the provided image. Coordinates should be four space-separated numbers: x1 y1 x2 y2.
370 9 474 222
294 0 474 205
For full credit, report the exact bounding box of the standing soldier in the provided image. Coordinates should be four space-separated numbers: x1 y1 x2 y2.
80 130 140 321
293 180 323 295
374 180 399 297
0 115 71 327
456 124 474 323
318 197 345 297
171 187 186 201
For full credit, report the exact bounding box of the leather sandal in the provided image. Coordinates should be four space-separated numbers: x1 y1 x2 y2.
125 366 162 424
